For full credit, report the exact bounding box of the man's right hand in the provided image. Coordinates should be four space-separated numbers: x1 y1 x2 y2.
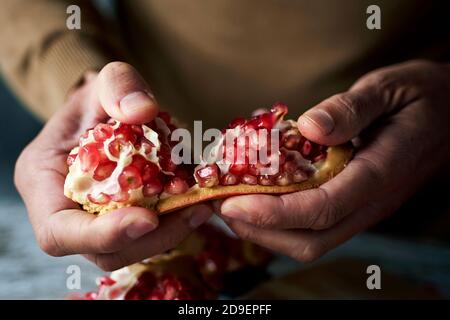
14 62 212 271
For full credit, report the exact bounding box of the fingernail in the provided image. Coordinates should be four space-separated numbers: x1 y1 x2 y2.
120 91 155 116
221 202 247 221
189 207 212 228
302 109 335 135
125 216 157 239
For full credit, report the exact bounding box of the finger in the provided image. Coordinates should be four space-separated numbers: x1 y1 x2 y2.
97 61 159 124
84 204 213 271
220 154 383 230
297 66 418 145
221 199 389 262
42 207 159 256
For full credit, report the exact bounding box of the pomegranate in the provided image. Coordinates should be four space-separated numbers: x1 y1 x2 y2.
65 103 352 215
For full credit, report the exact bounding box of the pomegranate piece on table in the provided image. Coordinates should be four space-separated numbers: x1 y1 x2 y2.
64 104 352 215
76 224 272 300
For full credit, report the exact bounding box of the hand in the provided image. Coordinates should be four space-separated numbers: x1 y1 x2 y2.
218 60 450 262
15 62 212 271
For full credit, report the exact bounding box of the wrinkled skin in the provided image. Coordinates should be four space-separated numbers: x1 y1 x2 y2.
15 62 212 271
218 60 450 262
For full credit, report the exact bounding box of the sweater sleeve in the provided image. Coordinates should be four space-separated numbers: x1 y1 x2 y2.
0 0 123 120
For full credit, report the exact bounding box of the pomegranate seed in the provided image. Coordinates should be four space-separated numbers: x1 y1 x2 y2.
159 143 177 173
258 175 274 186
108 139 131 158
138 137 155 156
84 292 97 300
283 133 301 149
131 125 144 137
293 169 308 183
241 174 258 185
302 141 312 156
220 173 239 186
270 102 288 120
88 193 111 204
110 190 130 202
119 165 143 190
114 124 137 144
142 162 160 183
93 161 117 181
158 111 171 125
131 154 148 171
229 163 248 175
312 153 326 163
143 180 163 197
194 165 219 188
228 117 246 128
67 153 77 166
275 172 292 186
79 143 100 172
164 177 189 195
248 164 261 176
283 160 298 174
93 123 114 142
99 276 116 286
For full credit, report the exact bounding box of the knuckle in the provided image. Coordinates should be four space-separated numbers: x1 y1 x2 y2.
333 93 362 120
36 229 63 257
233 225 257 242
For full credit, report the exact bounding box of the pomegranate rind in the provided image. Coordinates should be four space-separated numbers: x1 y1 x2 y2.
156 143 353 214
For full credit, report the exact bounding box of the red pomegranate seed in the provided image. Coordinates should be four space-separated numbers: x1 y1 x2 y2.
164 177 189 195
293 169 308 183
131 125 144 137
283 160 298 174
79 143 100 172
159 143 177 173
114 124 137 144
228 117 246 128
270 102 288 120
283 133 301 149
110 190 130 202
241 174 258 185
143 180 163 197
131 154 148 171
67 153 77 166
138 137 155 156
93 123 114 142
258 175 274 186
93 161 117 181
158 111 171 125
99 276 116 286
194 165 219 188
312 153 326 163
87 193 111 204
302 141 312 156
84 292 97 300
220 173 239 185
248 163 261 176
107 139 131 158
229 163 248 175
141 162 160 183
275 172 292 186
119 165 143 190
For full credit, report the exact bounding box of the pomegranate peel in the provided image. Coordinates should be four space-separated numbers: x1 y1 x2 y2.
156 143 353 214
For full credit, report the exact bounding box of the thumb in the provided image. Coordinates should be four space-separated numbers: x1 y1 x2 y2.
97 61 159 124
297 71 401 145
